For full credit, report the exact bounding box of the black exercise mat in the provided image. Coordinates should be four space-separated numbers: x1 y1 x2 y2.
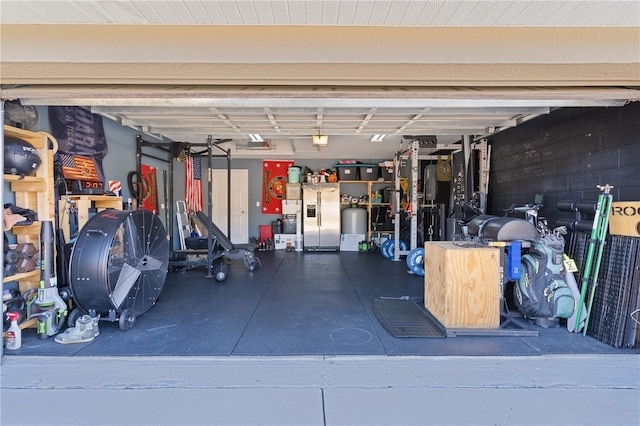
373 297 446 338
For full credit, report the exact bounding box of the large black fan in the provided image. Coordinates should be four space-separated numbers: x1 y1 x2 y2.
68 209 169 330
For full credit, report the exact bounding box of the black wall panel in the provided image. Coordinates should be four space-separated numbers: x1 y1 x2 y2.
487 102 640 227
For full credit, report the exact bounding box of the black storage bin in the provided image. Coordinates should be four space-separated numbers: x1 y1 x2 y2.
380 167 393 182
335 165 358 181
357 165 379 181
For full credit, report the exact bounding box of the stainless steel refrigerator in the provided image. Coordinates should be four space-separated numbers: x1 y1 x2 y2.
303 183 341 251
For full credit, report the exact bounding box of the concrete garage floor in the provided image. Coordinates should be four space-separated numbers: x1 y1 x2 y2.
2 251 640 425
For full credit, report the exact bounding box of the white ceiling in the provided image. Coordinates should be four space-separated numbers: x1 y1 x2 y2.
2 0 638 27
1 1 639 159
4 84 637 159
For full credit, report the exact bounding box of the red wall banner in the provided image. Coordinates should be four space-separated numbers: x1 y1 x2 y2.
140 164 158 214
262 160 294 214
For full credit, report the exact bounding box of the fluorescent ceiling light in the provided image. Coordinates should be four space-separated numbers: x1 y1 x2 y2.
312 135 329 146
248 133 263 142
236 139 273 151
371 134 386 142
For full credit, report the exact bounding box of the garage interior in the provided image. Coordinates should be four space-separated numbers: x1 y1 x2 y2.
2 0 640 359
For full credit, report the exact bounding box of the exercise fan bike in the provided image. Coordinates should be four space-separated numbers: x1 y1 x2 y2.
67 209 169 330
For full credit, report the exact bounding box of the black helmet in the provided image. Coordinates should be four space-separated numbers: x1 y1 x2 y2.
4 137 42 176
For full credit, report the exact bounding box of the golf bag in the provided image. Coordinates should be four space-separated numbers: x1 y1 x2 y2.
514 234 575 323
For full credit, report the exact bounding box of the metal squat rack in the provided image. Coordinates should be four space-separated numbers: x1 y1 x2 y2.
390 137 490 261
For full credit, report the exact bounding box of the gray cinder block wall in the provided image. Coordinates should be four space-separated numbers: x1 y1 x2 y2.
487 102 640 227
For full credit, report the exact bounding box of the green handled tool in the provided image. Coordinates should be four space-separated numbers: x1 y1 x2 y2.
574 184 614 334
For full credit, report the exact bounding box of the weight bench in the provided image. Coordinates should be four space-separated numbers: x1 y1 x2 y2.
195 211 261 273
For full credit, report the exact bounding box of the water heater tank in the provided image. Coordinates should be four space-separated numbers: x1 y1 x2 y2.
342 206 367 234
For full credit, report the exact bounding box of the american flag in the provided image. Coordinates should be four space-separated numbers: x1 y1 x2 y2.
185 156 203 213
59 153 100 181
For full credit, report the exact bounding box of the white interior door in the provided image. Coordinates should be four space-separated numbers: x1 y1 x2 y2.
210 169 249 244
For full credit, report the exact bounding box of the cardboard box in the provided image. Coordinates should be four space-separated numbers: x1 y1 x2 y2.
609 201 640 237
424 241 500 328
274 234 297 250
286 183 301 200
340 233 366 251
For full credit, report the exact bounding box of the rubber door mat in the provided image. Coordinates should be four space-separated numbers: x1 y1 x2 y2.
373 297 446 338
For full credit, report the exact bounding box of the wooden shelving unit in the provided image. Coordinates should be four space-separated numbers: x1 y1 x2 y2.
339 180 393 241
58 194 122 241
3 125 57 332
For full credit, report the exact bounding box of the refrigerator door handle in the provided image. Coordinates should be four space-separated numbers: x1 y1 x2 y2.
317 191 322 227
